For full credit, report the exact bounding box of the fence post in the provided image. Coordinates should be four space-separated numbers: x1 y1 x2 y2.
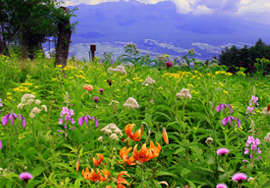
90 44 96 61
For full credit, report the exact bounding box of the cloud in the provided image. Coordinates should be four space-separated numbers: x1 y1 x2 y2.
237 0 270 14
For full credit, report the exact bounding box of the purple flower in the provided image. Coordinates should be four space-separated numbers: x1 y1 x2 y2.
217 148 229 156
93 96 99 103
165 62 173 69
0 98 3 106
246 106 254 114
250 95 259 106
244 148 249 154
19 172 33 181
107 79 112 86
222 116 241 127
0 139 2 149
2 113 26 128
216 183 227 188
99 88 104 95
232 172 247 183
78 115 98 128
216 104 233 114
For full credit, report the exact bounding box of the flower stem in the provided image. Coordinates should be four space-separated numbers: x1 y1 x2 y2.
141 164 144 188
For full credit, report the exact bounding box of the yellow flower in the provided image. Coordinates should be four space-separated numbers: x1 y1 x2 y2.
6 92 12 95
139 79 143 82
114 73 117 76
7 96 13 100
34 86 38 89
132 77 136 80
116 89 120 92
187 84 194 88
158 87 163 90
63 65 75 70
134 88 137 91
223 90 229 95
56 65 62 68
21 82 33 86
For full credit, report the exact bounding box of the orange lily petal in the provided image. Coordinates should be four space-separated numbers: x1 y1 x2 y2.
163 127 169 145
92 153 104 166
117 171 130 188
120 147 136 165
133 144 151 163
100 169 110 182
149 140 161 159
76 159 80 172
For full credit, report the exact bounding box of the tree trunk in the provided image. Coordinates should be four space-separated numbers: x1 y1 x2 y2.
55 7 71 68
1 23 9 56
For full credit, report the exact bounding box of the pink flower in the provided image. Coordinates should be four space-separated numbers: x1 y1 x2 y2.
99 88 104 95
216 104 233 114
0 139 2 150
216 183 227 188
217 148 229 156
19 172 33 181
232 173 247 182
165 62 173 69
93 96 99 103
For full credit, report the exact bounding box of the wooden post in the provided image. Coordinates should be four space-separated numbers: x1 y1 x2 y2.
90 44 96 61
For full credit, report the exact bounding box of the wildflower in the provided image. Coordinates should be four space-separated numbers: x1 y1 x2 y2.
110 133 119 141
0 98 3 106
107 79 112 86
21 94 35 103
246 106 254 115
133 143 151 163
244 136 261 158
217 148 229 156
2 113 26 128
76 159 80 172
142 77 156 86
78 115 98 127
216 103 233 114
19 172 33 182
232 172 247 183
222 116 241 127
250 95 259 106
17 103 25 109
124 124 143 141
248 177 255 183
123 97 139 109
93 96 99 103
92 154 104 166
82 168 101 182
205 135 214 145
117 171 130 188
100 169 110 182
120 147 136 165
31 107 41 114
162 127 169 145
35 99 41 105
98 136 104 142
176 88 192 99
99 88 104 95
83 84 93 91
149 140 161 159
109 100 119 106
264 133 270 142
165 62 173 69
0 139 2 149
108 65 127 74
29 113 35 119
216 183 227 188
41 105 47 112
150 99 155 104
59 107 75 126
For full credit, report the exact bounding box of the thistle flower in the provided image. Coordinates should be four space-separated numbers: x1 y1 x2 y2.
217 148 229 156
216 183 227 188
99 88 104 95
0 140 2 149
165 62 173 69
19 172 33 181
93 96 99 103
78 115 98 127
232 172 247 183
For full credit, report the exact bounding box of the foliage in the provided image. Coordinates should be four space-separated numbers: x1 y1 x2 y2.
1 54 270 187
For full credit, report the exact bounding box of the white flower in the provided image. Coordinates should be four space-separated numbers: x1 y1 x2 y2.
109 133 119 141
150 99 155 104
41 105 47 112
17 103 25 109
107 65 127 74
21 94 35 102
29 113 35 119
123 97 139 109
176 88 192 99
98 136 104 142
27 99 34 105
35 99 41 105
31 107 41 114
142 76 156 86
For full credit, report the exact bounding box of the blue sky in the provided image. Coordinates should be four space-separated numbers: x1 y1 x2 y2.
61 0 270 24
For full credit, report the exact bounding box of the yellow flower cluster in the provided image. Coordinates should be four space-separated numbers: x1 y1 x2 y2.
75 74 86 80
236 71 246 76
13 86 31 93
215 71 232 76
21 82 33 86
64 65 76 70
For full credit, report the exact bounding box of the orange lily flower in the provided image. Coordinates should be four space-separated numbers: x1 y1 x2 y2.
124 124 143 141
76 159 80 172
149 140 161 159
162 127 169 145
82 168 101 182
119 147 136 165
92 153 104 166
133 144 151 163
100 169 110 182
117 171 130 188
83 84 93 91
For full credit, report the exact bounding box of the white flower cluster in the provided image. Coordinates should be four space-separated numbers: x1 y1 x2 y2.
142 76 156 86
260 107 270 115
123 97 139 109
17 94 47 119
107 65 127 74
176 88 192 99
100 123 123 141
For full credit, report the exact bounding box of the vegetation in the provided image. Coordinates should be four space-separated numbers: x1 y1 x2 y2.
1 51 270 187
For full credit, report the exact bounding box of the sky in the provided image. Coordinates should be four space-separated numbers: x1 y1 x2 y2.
61 0 270 24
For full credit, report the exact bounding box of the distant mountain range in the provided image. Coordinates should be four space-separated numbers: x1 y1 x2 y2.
57 0 270 60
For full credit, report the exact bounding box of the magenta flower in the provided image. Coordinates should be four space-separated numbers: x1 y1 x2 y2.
107 79 112 86
222 116 241 127
0 139 2 149
59 107 75 126
19 172 33 181
165 62 173 69
216 183 227 188
99 88 104 95
0 98 3 106
93 96 99 103
217 148 229 156
216 103 233 114
78 115 98 127
232 172 247 183
2 113 26 128
250 95 259 106
246 106 254 114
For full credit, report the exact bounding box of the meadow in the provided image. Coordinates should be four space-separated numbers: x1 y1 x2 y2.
0 53 270 188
